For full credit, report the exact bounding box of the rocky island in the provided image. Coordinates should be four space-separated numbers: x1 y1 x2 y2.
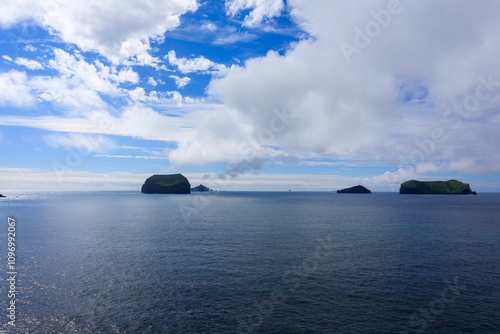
191 184 212 192
141 174 191 194
400 179 477 195
337 185 372 194
0 194 5 198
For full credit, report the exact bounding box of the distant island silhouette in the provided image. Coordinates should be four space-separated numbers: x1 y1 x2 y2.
400 180 477 195
337 185 372 194
191 184 212 192
141 174 191 194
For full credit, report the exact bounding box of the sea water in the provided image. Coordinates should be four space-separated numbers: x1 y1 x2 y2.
0 191 499 333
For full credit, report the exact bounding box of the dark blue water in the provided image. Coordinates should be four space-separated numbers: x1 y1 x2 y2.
0 192 499 333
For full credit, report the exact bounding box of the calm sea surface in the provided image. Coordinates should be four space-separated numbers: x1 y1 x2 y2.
0 191 499 333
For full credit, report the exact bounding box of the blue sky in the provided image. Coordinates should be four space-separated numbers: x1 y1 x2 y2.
1 0 500 192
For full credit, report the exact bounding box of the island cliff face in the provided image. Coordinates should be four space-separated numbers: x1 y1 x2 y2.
141 174 191 194
337 185 371 194
400 180 477 195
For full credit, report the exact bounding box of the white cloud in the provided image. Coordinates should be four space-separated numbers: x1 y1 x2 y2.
169 75 191 88
0 0 38 27
49 49 138 88
113 67 140 84
166 50 228 74
24 45 37 52
0 0 199 64
0 106 196 143
213 31 257 45
202 22 218 32
0 169 150 192
0 71 34 107
13 57 44 70
147 76 158 86
43 133 116 154
93 154 169 160
225 0 285 28
2 55 13 62
168 107 259 167
166 91 184 105
14 48 141 114
207 0 500 176
371 168 418 192
128 87 147 102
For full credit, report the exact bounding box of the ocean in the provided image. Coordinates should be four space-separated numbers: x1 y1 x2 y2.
0 191 499 333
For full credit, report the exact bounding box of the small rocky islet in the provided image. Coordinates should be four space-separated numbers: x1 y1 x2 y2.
191 184 212 192
337 185 372 194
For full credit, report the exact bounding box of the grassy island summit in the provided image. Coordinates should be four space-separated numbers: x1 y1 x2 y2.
337 185 371 194
400 180 477 195
141 174 191 194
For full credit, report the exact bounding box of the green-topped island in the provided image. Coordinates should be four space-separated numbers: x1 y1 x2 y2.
141 174 191 194
400 179 477 195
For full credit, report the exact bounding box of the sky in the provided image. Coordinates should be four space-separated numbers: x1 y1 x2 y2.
1 0 500 192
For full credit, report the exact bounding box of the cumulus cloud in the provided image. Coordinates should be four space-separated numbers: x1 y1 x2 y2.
49 49 138 87
0 71 34 107
169 75 191 88
147 77 158 86
23 49 123 113
225 0 285 28
166 50 228 74
0 0 198 64
13 57 44 70
1 48 144 114
208 0 500 175
168 107 257 167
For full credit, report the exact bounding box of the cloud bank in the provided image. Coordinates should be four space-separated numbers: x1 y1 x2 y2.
205 0 500 176
0 0 198 64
